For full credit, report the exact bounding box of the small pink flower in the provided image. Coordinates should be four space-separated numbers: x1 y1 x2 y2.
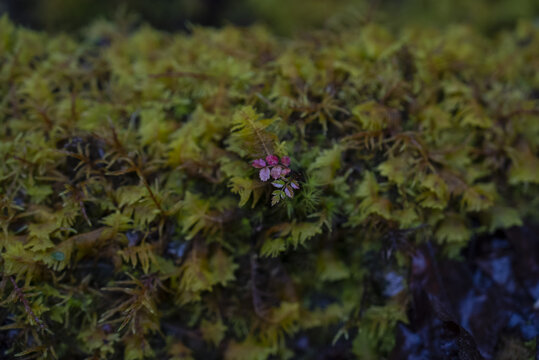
266 155 279 166
252 159 266 168
270 166 282 179
259 167 271 181
250 154 300 203
280 156 290 166
284 186 294 198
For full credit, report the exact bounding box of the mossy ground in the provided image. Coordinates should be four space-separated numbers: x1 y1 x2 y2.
0 14 538 360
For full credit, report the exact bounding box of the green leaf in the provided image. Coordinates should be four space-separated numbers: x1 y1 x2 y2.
352 101 391 131
435 213 471 249
260 238 286 257
229 177 264 208
116 186 148 208
289 221 323 248
210 249 238 286
225 336 276 360
26 184 53 204
377 155 413 186
507 145 539 184
461 183 496 212
317 251 350 282
201 318 227 346
483 205 523 233
226 106 277 158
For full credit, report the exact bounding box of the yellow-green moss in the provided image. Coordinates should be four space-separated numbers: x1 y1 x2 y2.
0 14 538 359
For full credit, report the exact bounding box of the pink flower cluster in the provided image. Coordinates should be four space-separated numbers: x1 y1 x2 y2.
252 154 300 202
252 155 290 182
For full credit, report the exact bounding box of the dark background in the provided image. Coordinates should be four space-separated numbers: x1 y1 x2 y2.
1 0 538 35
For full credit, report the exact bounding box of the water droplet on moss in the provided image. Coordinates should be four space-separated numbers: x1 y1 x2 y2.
51 251 65 261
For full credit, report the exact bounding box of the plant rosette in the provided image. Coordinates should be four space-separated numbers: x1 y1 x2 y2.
252 154 299 204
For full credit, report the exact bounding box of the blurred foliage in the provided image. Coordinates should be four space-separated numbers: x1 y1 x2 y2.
380 0 539 34
1 0 539 35
0 10 539 360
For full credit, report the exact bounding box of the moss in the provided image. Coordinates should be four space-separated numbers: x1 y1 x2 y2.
0 14 538 359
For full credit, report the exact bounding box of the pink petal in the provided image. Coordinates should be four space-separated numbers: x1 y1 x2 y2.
280 156 290 166
266 155 279 166
270 166 282 179
252 159 266 168
281 168 291 177
259 167 270 181
284 186 294 198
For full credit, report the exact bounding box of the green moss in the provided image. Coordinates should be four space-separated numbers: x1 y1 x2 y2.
0 14 538 359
